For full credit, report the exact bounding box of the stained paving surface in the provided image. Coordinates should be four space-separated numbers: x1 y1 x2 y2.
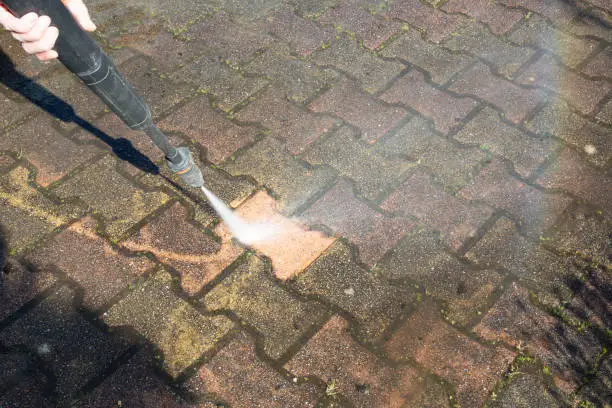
0 0 611 407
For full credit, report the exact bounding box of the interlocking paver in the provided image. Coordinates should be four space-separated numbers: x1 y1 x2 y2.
309 35 405 94
120 203 241 295
0 286 131 404
380 26 475 85
27 216 154 311
475 282 603 392
234 87 339 154
449 63 546 123
441 0 524 35
386 0 469 43
526 99 611 167
582 45 612 79
103 268 235 377
384 300 516 407
441 22 535 77
0 259 57 321
186 331 321 407
487 370 565 408
517 53 612 115
382 170 493 250
245 45 339 103
204 254 328 359
159 95 258 164
309 78 408 143
576 357 612 408
458 159 572 238
301 178 413 265
375 226 502 326
596 99 612 125
508 14 599 68
285 316 450 407
289 240 417 342
535 147 612 211
169 55 268 112
222 137 336 214
52 156 170 241
0 117 100 187
302 125 412 201
497 0 576 27
317 2 403 50
264 7 335 56
0 166 83 253
215 191 336 281
375 116 487 191
454 107 561 177
380 70 479 133
465 217 578 297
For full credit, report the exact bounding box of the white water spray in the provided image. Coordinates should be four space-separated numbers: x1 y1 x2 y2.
201 186 277 245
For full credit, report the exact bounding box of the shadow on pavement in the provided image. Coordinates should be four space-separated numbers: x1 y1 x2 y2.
0 48 159 176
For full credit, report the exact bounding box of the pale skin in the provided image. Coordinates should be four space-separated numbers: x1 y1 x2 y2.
0 0 95 61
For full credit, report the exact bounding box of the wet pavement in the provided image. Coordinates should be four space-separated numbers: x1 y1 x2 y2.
0 0 610 407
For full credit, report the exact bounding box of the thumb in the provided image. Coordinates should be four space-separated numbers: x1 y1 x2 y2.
61 0 96 31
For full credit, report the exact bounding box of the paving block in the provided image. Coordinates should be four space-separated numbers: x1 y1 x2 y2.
185 332 321 407
285 316 450 407
160 95 258 164
222 137 336 214
541 202 611 269
290 240 417 342
300 179 413 265
203 254 329 359
508 14 599 68
454 107 561 178
0 29 55 78
486 371 565 408
303 125 412 201
216 191 336 281
384 300 516 407
27 216 153 311
289 0 342 18
526 99 611 167
184 11 275 64
264 7 336 55
449 63 545 124
317 2 403 50
0 286 130 404
234 87 339 154
535 147 612 211
103 268 235 377
497 0 576 27
0 116 100 187
576 356 612 408
74 349 194 408
309 79 408 143
582 45 612 79
381 70 479 134
52 156 170 242
0 259 57 321
386 0 469 43
380 26 475 85
441 0 524 34
375 116 487 192
245 45 339 104
170 56 268 112
309 35 405 94
0 375 54 408
375 227 502 326
465 217 578 297
474 283 603 393
596 99 612 125
517 54 612 115
121 202 242 295
382 170 493 250
0 166 82 253
562 9 612 43
443 22 536 77
458 159 572 238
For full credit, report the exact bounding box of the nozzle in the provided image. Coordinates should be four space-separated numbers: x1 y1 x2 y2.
166 147 204 188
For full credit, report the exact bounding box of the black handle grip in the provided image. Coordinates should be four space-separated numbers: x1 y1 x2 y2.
2 0 178 159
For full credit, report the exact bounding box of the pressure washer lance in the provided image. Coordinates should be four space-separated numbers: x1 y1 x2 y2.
3 0 204 189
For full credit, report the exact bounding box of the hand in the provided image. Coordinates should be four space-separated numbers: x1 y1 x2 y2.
0 0 96 61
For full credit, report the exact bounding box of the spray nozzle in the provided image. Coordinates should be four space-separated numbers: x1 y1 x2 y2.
166 147 204 188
